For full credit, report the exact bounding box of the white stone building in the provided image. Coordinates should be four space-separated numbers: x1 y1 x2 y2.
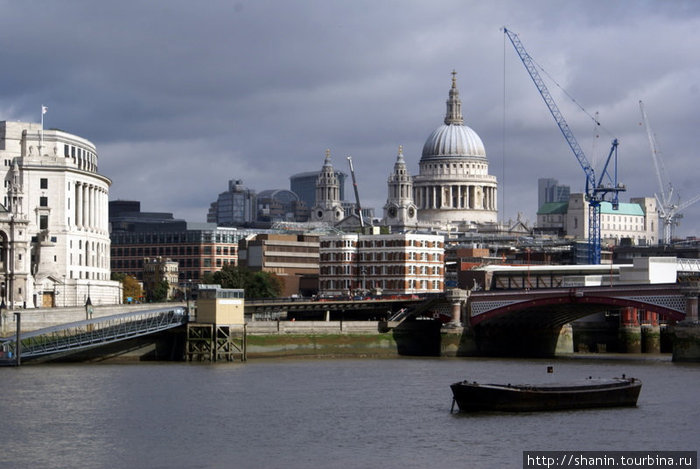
319 232 444 296
0 120 121 308
537 193 658 246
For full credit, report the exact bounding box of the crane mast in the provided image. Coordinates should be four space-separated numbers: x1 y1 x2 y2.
346 156 365 228
503 27 625 264
639 100 700 244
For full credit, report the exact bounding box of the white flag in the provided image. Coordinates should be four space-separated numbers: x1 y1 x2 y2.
42 106 48 115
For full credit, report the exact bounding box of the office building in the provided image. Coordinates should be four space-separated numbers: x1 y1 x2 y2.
207 179 256 226
238 233 320 296
110 201 261 283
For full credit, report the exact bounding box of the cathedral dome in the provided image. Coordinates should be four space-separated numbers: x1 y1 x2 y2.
420 71 486 161
421 123 485 160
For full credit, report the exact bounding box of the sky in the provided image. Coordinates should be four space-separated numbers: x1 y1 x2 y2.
1 0 699 238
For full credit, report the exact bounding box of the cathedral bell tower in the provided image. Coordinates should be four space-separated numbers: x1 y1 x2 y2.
383 145 417 228
311 149 344 223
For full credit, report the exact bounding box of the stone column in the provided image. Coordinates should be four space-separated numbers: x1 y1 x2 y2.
75 182 83 228
88 185 94 229
82 184 89 230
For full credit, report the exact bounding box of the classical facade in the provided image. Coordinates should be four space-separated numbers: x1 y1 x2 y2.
310 150 344 224
536 194 658 246
318 233 444 296
412 72 498 228
0 120 121 308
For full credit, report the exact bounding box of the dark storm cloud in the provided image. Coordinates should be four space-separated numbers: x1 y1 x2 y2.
1 0 698 236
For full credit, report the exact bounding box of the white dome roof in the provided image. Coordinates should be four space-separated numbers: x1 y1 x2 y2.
421 123 485 160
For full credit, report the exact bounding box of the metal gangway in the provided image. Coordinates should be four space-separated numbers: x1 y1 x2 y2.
387 297 440 326
0 306 187 364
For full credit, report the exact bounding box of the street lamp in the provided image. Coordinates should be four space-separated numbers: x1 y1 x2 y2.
185 278 192 315
85 283 93 321
0 299 5 331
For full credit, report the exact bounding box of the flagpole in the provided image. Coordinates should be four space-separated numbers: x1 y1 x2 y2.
40 105 47 155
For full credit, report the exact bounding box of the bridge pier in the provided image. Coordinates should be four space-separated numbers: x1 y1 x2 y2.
641 310 660 354
619 307 642 354
672 293 700 362
440 326 477 357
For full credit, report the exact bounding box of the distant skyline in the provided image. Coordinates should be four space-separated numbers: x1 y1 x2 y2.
1 1 698 237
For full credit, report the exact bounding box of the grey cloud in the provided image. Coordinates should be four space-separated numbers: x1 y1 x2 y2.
1 0 698 235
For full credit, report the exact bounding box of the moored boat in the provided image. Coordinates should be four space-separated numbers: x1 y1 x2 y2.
450 376 641 412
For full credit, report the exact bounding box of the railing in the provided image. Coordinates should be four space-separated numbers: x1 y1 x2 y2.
677 258 700 273
0 306 187 361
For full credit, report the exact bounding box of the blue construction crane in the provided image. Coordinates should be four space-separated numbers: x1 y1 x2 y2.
503 27 625 264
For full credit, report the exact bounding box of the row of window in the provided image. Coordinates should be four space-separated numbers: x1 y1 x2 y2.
112 258 236 269
112 232 246 244
423 162 487 173
320 239 443 249
320 265 442 276
320 251 443 262
320 279 442 291
112 245 237 257
64 144 97 171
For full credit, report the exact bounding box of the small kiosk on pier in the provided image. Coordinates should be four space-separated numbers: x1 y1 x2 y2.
186 285 246 362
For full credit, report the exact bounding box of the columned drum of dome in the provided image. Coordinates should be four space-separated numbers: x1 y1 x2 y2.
413 71 498 227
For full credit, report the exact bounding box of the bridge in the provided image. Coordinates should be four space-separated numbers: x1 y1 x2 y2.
0 306 187 365
468 284 694 328
1 280 698 362
245 296 428 320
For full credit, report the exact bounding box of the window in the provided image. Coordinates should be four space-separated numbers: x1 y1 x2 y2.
40 178 48 189
40 196 48 207
39 215 48 230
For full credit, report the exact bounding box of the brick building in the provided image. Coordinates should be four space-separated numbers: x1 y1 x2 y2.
319 232 444 296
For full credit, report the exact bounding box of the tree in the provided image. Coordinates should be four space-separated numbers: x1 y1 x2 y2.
147 279 170 303
111 273 143 303
202 265 283 299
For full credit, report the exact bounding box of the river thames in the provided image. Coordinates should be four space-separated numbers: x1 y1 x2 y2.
1 356 697 468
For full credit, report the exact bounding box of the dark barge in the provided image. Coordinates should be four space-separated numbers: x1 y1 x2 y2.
450 377 641 412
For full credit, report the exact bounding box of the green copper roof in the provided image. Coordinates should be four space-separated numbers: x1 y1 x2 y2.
537 201 568 215
537 201 645 216
600 201 644 216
